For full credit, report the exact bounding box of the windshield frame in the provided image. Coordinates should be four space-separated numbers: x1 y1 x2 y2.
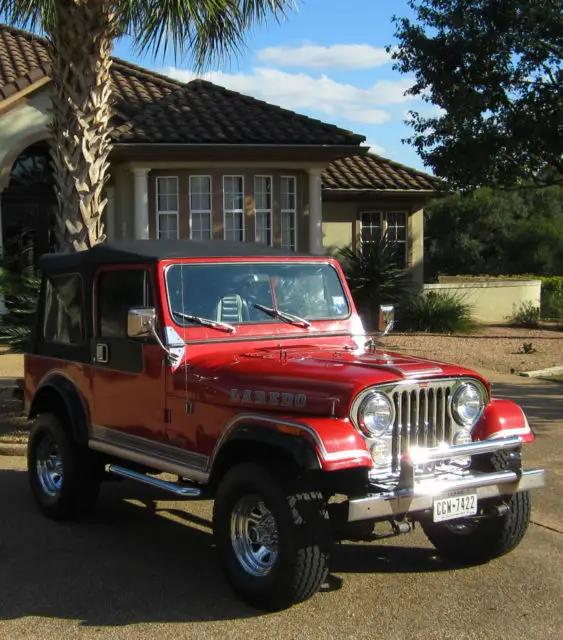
162 258 352 331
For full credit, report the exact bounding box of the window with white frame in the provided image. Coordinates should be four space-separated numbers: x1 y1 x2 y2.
223 176 244 241
156 177 179 239
189 175 212 241
254 176 272 245
360 211 408 267
281 176 297 251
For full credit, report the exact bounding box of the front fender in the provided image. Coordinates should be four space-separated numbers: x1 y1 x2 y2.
211 414 372 473
473 398 534 444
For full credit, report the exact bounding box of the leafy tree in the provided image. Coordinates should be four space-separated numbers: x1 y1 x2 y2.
424 186 563 278
1 1 297 252
389 0 563 190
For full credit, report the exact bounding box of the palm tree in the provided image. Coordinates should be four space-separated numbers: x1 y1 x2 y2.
1 1 297 252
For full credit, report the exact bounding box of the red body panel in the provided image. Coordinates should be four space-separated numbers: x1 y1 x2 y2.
474 398 534 444
24 255 534 473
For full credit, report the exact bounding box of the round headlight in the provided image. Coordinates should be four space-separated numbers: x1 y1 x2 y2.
359 392 394 437
452 382 484 426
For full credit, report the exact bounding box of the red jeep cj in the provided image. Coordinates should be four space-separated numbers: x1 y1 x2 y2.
24 240 546 611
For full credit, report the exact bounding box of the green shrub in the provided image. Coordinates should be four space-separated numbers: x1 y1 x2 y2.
541 289 563 319
338 235 416 331
0 267 41 353
397 290 476 334
510 301 540 328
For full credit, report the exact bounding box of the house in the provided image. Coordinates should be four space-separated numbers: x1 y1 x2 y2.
0 24 439 284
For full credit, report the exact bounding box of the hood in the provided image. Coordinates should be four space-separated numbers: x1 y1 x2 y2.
174 344 487 418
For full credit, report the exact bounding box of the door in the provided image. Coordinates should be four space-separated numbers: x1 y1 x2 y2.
89 266 168 446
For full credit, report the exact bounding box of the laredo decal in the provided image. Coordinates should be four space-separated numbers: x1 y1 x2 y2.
230 388 307 408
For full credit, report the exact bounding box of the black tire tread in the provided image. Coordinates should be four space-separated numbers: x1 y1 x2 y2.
28 412 101 521
289 491 330 603
213 463 330 611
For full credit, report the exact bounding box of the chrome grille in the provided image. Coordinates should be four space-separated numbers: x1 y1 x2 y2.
391 381 456 473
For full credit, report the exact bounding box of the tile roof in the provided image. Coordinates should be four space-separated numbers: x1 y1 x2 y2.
323 153 441 192
0 25 50 100
120 79 365 146
0 24 364 147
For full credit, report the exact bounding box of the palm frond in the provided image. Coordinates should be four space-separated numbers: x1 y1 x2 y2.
124 0 298 69
0 266 40 353
338 235 416 331
0 1 57 32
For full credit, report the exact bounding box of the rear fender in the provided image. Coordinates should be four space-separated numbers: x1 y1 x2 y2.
473 398 534 444
29 374 90 445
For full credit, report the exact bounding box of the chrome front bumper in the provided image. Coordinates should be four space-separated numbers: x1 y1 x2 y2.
348 436 546 523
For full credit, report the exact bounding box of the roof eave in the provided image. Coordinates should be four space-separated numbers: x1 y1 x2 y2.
112 142 366 150
322 187 438 194
0 75 51 113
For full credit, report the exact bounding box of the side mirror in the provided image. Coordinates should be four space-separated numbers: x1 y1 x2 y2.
127 307 156 339
378 304 395 335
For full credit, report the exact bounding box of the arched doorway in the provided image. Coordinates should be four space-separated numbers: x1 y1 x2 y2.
1 141 56 272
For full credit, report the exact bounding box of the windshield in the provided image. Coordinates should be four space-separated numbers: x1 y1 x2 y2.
165 262 350 327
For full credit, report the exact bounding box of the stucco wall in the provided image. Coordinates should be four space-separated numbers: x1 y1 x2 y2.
0 89 51 189
111 165 135 240
322 199 425 285
322 202 356 251
424 278 542 322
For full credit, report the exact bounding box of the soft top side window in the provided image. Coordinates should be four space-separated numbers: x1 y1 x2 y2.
97 269 154 339
43 273 85 345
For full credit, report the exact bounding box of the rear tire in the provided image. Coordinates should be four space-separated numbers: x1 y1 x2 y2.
27 413 102 521
213 463 331 611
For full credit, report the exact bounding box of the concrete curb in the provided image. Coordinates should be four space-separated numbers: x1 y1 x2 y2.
0 441 26 457
0 377 24 401
0 378 26 456
520 365 563 378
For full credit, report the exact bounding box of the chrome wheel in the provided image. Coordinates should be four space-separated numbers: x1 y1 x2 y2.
230 494 279 577
36 435 64 497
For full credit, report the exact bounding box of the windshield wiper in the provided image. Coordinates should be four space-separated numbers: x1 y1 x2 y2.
173 311 236 333
253 303 311 329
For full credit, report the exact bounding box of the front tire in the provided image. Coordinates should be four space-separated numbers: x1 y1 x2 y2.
27 413 102 521
213 463 331 611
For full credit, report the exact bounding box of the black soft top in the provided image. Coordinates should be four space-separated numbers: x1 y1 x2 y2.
39 239 313 272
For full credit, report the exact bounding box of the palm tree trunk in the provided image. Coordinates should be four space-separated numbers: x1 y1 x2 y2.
48 0 118 252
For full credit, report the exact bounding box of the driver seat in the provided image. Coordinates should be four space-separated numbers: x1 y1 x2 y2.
214 294 249 323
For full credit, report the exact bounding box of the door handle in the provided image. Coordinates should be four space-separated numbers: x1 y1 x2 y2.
95 343 109 364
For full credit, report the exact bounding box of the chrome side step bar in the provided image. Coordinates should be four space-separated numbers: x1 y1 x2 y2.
106 464 202 497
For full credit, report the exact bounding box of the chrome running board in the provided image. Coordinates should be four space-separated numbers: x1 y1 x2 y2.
106 464 202 497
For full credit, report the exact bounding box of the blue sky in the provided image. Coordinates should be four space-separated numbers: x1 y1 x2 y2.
4 0 433 172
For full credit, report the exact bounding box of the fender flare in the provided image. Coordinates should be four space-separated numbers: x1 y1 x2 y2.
29 374 90 445
209 421 322 481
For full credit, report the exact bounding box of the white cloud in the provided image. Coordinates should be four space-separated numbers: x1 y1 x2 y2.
365 142 386 155
256 43 391 70
165 67 415 126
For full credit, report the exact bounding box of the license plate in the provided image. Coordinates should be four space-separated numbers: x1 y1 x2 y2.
433 491 478 523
